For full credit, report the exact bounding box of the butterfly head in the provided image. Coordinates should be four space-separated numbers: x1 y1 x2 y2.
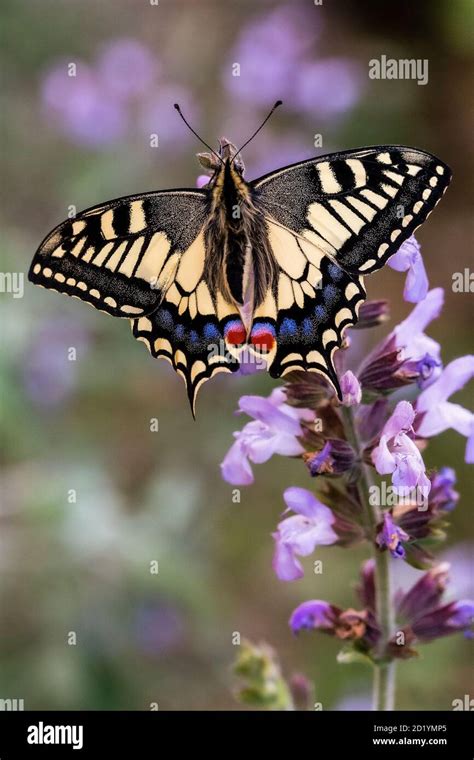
197 137 245 177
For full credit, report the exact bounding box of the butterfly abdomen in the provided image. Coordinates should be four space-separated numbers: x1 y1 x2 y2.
204 160 277 309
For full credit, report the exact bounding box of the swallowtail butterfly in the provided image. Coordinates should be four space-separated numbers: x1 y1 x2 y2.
29 102 452 415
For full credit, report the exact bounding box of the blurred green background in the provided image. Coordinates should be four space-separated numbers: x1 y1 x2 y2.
0 0 472 710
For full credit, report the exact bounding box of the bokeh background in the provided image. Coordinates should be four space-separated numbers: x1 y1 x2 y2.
0 0 472 710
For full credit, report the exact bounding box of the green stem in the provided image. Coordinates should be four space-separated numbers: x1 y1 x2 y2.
341 406 396 711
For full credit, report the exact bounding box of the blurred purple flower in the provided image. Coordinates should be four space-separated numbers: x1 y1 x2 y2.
220 389 312 485
340 370 361 407
272 487 337 581
223 5 318 105
376 511 409 559
291 58 364 118
41 39 161 147
23 318 89 408
430 467 459 512
96 39 158 100
372 400 430 496
416 356 474 463
388 236 429 303
41 61 127 147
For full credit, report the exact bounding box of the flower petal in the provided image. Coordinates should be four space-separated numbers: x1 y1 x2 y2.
383 400 415 439
388 236 429 303
395 288 444 345
372 435 396 474
417 401 474 438
238 394 303 435
283 486 327 518
417 356 474 410
272 539 304 581
289 600 337 633
340 370 362 406
220 439 254 485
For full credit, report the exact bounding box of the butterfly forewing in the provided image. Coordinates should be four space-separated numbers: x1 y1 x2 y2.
29 190 208 317
252 146 451 275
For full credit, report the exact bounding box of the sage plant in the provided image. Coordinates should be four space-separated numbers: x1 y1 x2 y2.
221 238 473 710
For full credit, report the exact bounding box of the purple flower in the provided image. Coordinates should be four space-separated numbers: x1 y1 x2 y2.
376 512 409 559
289 600 339 634
272 487 337 581
220 389 312 485
392 288 443 381
340 370 361 406
396 563 450 621
389 564 474 651
430 467 459 512
416 356 474 463
358 289 444 393
292 58 364 118
372 400 430 496
290 599 374 643
388 236 428 303
411 599 474 642
449 601 474 630
41 61 128 147
223 6 318 105
96 39 158 101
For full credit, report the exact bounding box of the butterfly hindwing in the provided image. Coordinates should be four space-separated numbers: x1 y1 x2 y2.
246 220 366 396
252 146 451 276
29 190 208 317
131 274 242 415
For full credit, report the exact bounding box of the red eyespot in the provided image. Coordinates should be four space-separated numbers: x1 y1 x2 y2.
225 320 246 346
250 324 276 353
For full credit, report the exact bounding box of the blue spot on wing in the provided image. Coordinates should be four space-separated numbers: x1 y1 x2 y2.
323 284 338 303
299 316 318 344
328 263 343 281
279 318 298 342
175 324 185 341
314 305 328 321
157 309 173 330
203 323 220 341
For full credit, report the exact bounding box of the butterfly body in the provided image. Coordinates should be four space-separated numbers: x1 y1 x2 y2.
205 156 277 312
29 139 451 414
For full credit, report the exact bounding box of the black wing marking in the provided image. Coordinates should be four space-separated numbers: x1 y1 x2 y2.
29 190 208 317
252 146 451 276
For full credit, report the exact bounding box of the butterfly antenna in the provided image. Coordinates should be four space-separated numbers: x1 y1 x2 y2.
174 104 223 164
231 100 283 164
